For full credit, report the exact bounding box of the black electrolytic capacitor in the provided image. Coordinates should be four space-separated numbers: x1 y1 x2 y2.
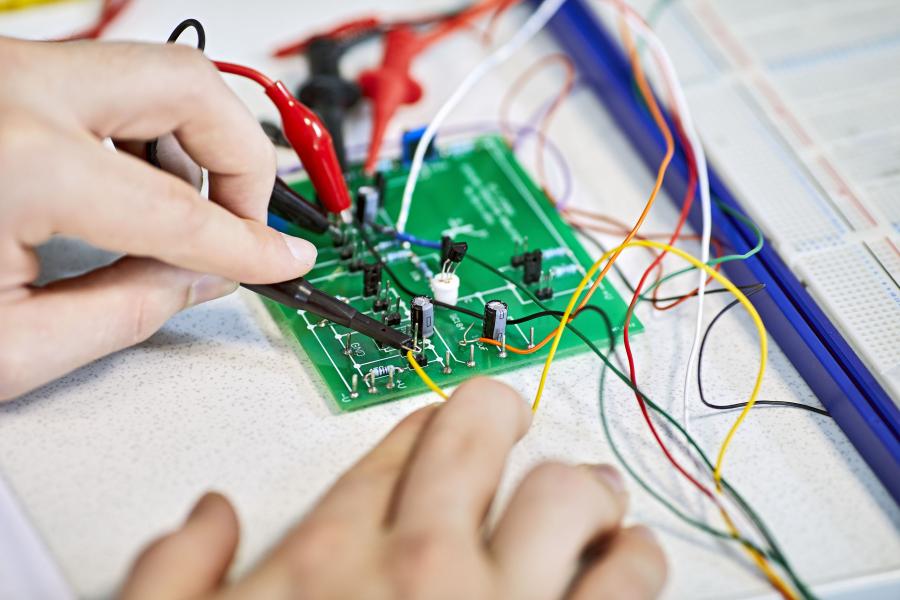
482 300 508 341
410 296 435 338
355 185 380 224
374 170 387 202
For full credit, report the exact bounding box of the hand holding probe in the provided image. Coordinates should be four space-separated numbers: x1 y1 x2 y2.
269 176 335 236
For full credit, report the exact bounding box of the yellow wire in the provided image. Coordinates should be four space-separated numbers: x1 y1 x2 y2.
533 240 789 595
532 239 767 487
409 252 788 596
720 508 797 599
406 350 449 400
0 0 69 10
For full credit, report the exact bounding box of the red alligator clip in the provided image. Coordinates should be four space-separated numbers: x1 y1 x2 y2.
215 61 352 222
357 26 425 175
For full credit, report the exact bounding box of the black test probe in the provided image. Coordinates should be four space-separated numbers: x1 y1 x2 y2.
243 278 413 351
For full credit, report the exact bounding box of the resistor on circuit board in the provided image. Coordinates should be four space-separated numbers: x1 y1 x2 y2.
542 247 568 260
384 249 412 263
411 254 434 279
375 240 398 252
368 365 404 378
549 263 580 278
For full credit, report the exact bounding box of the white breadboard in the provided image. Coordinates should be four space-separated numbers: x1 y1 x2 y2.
621 0 900 402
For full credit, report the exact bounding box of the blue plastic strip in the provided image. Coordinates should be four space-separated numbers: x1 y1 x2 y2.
542 0 900 500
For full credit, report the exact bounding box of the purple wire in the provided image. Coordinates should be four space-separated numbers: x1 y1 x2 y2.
276 119 575 207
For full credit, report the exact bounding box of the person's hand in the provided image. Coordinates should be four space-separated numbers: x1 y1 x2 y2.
0 37 317 401
120 378 667 599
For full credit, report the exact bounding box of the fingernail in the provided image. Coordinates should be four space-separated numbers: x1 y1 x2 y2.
630 525 658 543
186 492 217 523
589 464 626 494
189 275 238 306
281 233 317 272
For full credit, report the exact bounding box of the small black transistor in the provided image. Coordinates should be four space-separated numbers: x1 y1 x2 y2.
440 236 469 265
362 263 383 297
522 250 543 284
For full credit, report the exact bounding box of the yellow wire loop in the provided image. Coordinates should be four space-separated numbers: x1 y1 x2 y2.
406 350 449 400
532 239 768 486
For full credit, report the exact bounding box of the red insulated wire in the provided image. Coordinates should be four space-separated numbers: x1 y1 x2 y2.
213 60 275 88
621 103 719 500
271 16 382 58
59 0 132 41
358 0 519 174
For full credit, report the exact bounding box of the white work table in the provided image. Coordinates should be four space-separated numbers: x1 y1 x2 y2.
1 1 898 598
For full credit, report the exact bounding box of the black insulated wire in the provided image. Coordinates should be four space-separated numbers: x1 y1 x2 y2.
697 285 831 417
166 18 206 50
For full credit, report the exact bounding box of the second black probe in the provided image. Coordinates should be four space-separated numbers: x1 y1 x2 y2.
243 278 413 351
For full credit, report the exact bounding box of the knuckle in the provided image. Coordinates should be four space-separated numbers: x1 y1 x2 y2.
283 519 352 577
163 44 220 101
163 177 208 235
126 288 160 346
388 531 457 596
0 111 50 168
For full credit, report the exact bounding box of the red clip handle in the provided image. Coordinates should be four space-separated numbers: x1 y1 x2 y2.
266 81 351 217
215 61 351 219
358 26 425 174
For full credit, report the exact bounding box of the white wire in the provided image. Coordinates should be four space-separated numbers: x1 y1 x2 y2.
395 0 569 233
616 6 712 439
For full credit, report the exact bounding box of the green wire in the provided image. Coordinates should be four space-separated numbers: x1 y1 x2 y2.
637 200 765 302
466 254 814 598
553 2 812 594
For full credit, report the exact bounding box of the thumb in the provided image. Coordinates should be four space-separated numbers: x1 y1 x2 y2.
120 492 239 600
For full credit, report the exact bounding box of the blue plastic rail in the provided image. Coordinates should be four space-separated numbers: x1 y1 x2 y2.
541 0 899 501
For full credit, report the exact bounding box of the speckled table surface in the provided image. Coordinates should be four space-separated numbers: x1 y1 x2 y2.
1 1 898 599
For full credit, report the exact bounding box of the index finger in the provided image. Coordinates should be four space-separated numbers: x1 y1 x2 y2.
389 377 531 533
32 39 276 222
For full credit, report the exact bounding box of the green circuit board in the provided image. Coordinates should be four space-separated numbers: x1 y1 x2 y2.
265 135 641 410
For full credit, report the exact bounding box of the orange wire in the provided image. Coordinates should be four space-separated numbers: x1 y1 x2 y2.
564 213 726 310
569 16 673 311
483 36 674 356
